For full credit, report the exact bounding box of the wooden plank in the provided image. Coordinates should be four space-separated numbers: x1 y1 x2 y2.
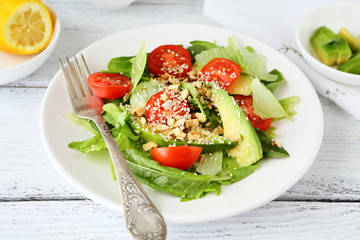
0 200 359 239
0 87 359 202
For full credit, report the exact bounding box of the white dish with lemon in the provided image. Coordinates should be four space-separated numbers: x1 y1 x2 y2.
0 0 60 85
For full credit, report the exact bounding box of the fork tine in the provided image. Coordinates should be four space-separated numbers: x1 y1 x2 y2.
81 53 91 78
74 54 93 95
59 58 78 99
66 56 86 98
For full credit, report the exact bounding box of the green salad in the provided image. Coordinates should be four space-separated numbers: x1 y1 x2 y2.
67 36 299 201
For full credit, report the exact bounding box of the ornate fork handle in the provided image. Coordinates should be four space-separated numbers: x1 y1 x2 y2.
93 115 167 240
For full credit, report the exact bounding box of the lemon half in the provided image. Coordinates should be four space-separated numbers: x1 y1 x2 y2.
0 0 53 55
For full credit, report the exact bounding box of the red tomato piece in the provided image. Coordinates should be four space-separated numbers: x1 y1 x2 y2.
199 58 241 89
147 45 192 78
151 146 202 170
233 95 273 131
145 90 190 124
88 72 132 99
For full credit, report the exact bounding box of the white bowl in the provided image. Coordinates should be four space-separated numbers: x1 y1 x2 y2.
0 4 61 85
295 2 360 86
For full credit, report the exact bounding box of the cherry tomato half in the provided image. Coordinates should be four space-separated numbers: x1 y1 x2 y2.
199 58 241 89
147 45 192 78
145 90 190 124
233 95 273 132
88 72 132 99
151 146 202 170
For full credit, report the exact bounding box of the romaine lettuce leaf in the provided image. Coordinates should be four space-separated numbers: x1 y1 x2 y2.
238 48 277 82
194 151 223 176
250 77 290 119
278 96 299 119
130 80 164 108
255 128 289 158
187 40 219 63
123 40 147 98
122 148 229 202
180 82 207 121
105 56 133 77
218 156 259 185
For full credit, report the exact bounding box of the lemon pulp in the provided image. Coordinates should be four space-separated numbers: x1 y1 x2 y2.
0 0 53 55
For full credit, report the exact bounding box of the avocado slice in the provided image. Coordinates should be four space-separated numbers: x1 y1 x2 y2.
338 28 360 51
226 74 252 96
128 118 237 153
211 86 262 166
337 51 360 74
311 26 351 65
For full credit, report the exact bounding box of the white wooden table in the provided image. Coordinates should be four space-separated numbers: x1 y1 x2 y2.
1 0 359 239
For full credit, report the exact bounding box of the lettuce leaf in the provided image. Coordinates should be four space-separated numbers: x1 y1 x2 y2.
105 56 133 77
130 80 164 108
129 40 147 95
194 151 223 176
255 128 289 158
278 96 299 119
180 82 207 121
193 36 277 82
238 48 277 82
187 40 219 63
122 148 229 202
218 156 259 185
250 77 290 119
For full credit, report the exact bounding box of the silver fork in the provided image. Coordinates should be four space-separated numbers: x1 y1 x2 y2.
59 55 167 240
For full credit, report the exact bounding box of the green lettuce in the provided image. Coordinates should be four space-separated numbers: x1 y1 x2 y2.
255 128 289 158
129 40 147 95
250 77 290 119
130 80 164 108
180 82 207 121
194 151 223 176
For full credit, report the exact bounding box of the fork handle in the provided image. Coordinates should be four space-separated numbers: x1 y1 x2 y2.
93 115 167 240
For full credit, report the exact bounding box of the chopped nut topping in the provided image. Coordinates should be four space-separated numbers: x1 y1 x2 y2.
167 84 180 92
142 141 159 151
191 81 202 89
187 132 201 141
180 89 189 100
200 87 207 95
173 127 186 140
131 107 145 117
154 124 169 132
185 119 199 128
161 92 169 101
230 134 242 142
187 70 197 81
272 140 282 148
140 117 147 125
217 125 224 134
174 118 186 128
167 118 175 126
195 112 206 123
159 73 170 80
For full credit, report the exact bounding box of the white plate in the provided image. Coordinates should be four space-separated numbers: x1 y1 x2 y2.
40 24 323 223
